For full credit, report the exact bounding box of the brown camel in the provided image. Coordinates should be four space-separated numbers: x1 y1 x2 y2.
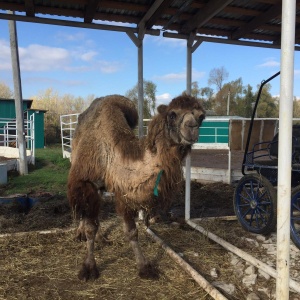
68 94 205 280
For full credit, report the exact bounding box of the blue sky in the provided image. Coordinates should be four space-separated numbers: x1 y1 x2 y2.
0 17 299 106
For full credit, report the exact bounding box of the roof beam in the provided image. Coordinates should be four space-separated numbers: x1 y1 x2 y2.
181 0 234 34
144 0 173 29
24 0 35 17
162 0 193 30
137 0 165 37
230 2 282 40
84 0 101 23
0 12 160 36
163 31 300 51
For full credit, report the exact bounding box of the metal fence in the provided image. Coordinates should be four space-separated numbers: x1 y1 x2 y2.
60 113 80 159
0 115 35 164
60 114 151 159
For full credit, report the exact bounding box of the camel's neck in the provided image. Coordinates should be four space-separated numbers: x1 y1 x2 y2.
145 117 191 171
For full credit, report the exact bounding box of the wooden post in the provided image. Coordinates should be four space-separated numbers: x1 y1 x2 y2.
138 40 144 138
126 32 144 138
8 11 28 175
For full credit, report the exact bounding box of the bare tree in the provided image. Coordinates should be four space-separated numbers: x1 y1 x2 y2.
208 66 229 91
31 88 94 144
191 81 200 99
125 80 157 118
0 82 13 98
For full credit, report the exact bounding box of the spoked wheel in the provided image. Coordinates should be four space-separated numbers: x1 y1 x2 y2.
233 174 277 235
291 186 300 249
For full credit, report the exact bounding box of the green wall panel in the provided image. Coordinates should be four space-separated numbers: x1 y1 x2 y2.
198 120 229 143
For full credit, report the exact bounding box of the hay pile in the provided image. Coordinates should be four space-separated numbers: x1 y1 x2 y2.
1 181 269 300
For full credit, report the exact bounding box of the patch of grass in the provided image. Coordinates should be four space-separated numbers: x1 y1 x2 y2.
1 145 70 196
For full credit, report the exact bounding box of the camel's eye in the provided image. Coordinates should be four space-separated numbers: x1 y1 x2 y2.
169 111 177 120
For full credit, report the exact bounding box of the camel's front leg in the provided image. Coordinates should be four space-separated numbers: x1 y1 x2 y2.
123 210 158 279
78 218 99 281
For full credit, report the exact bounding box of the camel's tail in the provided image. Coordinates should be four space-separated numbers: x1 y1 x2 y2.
68 178 100 220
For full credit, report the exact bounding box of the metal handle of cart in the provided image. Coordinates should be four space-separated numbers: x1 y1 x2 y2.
242 71 280 175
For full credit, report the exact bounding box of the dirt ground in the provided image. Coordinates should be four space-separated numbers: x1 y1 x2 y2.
0 181 300 300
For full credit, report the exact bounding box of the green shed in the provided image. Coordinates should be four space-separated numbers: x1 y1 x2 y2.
0 98 46 148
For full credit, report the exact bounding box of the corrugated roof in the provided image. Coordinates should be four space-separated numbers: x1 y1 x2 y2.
0 0 299 49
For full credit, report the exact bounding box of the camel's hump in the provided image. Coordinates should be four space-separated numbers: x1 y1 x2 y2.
78 94 138 130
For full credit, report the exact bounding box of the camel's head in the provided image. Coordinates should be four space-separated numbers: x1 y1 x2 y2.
157 94 206 145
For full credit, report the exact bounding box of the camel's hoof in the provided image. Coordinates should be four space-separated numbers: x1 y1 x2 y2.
75 231 87 242
95 234 113 245
138 263 159 280
78 263 99 281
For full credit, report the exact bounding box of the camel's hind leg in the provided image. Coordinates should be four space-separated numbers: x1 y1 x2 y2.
68 179 100 280
78 217 99 281
123 209 158 279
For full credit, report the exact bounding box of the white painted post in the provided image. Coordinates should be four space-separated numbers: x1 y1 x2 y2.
185 153 191 221
31 113 35 164
185 41 192 221
276 0 296 298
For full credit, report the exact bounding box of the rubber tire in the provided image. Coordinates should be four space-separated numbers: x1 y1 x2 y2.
233 174 277 235
291 186 300 249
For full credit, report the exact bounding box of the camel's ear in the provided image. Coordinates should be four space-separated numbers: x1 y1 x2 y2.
157 104 167 115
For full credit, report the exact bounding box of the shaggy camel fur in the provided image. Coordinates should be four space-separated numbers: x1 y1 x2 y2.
68 94 205 280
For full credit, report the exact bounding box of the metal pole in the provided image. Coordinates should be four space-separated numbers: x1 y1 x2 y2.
185 42 192 220
227 89 230 116
138 40 144 138
126 32 144 138
186 44 192 95
276 0 296 298
8 12 28 175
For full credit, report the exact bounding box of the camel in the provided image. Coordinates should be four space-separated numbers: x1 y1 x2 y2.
67 94 205 280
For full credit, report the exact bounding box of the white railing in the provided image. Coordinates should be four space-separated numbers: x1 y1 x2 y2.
60 114 151 159
60 113 80 159
142 119 151 136
0 115 35 164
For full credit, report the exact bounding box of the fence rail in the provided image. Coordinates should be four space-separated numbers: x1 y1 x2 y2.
60 113 80 159
0 116 35 164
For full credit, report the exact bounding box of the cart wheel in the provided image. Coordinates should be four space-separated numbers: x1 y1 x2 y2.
291 186 300 249
233 174 277 235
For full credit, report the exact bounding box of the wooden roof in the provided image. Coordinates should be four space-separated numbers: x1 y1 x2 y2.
0 0 299 49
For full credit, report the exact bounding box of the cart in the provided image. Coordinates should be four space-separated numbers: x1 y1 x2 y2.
233 71 300 249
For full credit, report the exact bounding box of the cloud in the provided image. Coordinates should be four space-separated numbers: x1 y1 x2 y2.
256 58 280 68
55 31 86 42
19 44 70 71
79 51 98 62
0 40 70 71
156 93 172 106
154 72 186 81
0 39 122 74
153 69 205 82
96 60 124 73
24 76 86 87
0 39 13 70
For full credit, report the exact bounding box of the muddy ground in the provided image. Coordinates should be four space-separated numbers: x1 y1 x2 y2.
0 181 299 299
